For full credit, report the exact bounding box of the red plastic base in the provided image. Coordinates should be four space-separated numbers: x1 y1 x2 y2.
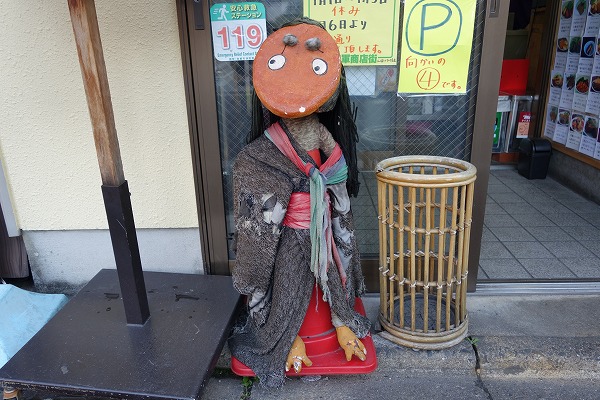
231 288 377 376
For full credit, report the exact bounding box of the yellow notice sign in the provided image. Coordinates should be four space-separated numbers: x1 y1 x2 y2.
303 0 401 66
398 0 476 94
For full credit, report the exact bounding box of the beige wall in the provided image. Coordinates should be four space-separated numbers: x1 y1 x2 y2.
0 1 198 231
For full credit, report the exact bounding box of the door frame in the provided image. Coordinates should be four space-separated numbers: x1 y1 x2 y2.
177 0 229 275
466 0 510 291
177 0 509 288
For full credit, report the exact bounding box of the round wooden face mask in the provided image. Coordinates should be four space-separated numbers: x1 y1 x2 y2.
253 23 342 119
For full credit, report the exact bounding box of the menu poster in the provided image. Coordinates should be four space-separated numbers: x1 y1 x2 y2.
579 115 599 156
585 0 600 34
556 1 574 69
554 108 571 144
545 0 600 161
577 36 596 74
560 72 576 108
549 70 564 105
585 74 600 113
567 36 582 71
559 1 575 37
570 0 588 35
556 36 569 70
590 36 600 75
594 135 600 159
544 105 558 139
566 112 585 149
572 73 591 111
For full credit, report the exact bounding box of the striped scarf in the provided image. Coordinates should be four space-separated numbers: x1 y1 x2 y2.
265 122 348 302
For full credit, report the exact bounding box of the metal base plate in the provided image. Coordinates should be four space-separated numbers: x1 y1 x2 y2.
0 269 242 400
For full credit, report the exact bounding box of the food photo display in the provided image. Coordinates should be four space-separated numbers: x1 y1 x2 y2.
545 0 600 160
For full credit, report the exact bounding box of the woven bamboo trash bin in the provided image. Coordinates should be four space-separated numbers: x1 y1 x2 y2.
375 156 476 350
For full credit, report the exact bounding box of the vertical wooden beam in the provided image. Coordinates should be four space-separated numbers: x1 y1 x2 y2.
68 0 149 325
68 0 124 187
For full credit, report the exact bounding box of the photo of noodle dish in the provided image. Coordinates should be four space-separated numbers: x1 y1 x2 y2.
570 114 585 132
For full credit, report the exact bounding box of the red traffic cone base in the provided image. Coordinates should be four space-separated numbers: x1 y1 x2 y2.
231 286 377 376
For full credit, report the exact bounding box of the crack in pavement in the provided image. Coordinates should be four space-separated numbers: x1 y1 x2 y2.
468 336 493 400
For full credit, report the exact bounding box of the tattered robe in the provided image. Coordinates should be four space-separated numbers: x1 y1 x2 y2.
229 121 370 388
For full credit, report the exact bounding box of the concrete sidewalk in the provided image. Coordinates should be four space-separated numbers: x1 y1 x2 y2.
202 293 600 400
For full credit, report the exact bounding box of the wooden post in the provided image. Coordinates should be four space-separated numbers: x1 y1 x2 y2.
68 0 149 325
68 0 123 186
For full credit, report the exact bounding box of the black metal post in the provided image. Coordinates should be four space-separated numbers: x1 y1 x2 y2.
102 181 150 325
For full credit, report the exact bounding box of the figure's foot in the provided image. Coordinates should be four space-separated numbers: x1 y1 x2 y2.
285 335 313 373
336 325 367 362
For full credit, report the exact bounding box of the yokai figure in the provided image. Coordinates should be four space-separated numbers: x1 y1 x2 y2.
229 18 370 388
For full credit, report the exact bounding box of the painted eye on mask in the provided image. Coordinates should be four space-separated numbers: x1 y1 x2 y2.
268 54 286 70
312 58 328 75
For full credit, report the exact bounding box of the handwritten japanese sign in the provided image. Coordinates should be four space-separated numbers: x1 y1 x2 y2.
210 2 267 62
397 0 476 94
303 0 401 66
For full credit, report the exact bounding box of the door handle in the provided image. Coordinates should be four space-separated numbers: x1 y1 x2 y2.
193 0 205 30
489 0 499 18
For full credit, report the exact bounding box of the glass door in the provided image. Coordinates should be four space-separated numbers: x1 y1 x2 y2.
179 0 507 289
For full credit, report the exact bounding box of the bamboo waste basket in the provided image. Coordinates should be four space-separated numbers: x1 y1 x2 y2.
375 156 476 350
